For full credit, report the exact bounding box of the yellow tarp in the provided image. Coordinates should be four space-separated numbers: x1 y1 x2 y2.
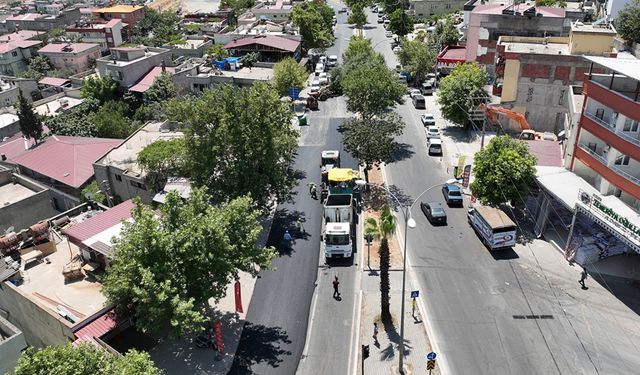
328 168 358 182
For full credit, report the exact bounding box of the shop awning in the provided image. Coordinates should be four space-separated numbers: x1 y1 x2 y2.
328 168 358 182
536 167 599 210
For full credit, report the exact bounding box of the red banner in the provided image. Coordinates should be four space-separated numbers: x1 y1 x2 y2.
234 281 243 313
214 320 224 355
462 165 472 188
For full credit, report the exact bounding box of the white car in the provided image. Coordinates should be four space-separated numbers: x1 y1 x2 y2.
426 125 440 139
310 79 321 93
421 114 436 127
393 46 401 53
318 72 329 85
385 31 394 38
409 88 421 98
327 55 338 67
315 63 325 76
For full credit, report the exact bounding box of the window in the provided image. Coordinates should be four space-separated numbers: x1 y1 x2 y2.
11 51 17 57
613 188 622 198
117 71 123 80
445 4 452 9
130 180 147 190
558 89 565 105
623 118 639 132
615 155 630 166
595 108 605 120
431 4 438 9
587 142 597 152
526 87 534 102
115 174 122 181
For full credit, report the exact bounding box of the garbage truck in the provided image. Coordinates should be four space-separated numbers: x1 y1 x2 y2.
467 205 517 250
321 193 354 260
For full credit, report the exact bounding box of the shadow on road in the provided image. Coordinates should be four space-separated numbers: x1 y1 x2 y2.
229 323 292 375
490 248 520 261
391 142 415 163
268 209 311 257
363 184 413 212
590 273 640 317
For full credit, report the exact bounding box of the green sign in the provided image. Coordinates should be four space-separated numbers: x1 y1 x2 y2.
593 199 640 236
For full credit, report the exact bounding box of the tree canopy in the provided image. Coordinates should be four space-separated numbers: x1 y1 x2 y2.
19 55 51 81
241 52 260 70
14 343 161 375
348 4 368 28
397 39 435 84
469 135 537 206
206 44 230 60
102 189 276 336
165 83 298 210
44 98 136 139
130 7 182 46
81 76 120 104
387 8 413 37
144 72 177 104
618 0 640 44
138 138 187 190
435 17 460 49
341 63 405 118
273 57 308 96
291 1 334 49
87 100 137 139
17 90 43 144
437 62 488 126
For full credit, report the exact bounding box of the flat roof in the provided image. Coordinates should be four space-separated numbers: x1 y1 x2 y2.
16 238 107 320
571 22 616 34
0 181 37 207
0 113 18 130
35 96 84 117
585 56 640 82
94 5 143 13
536 167 599 211
525 140 563 167
472 4 565 17
38 43 100 54
501 41 569 55
198 66 274 81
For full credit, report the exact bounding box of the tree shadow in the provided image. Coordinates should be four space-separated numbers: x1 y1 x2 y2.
229 323 292 375
362 183 412 212
440 125 472 143
391 142 414 163
379 319 412 361
267 209 311 257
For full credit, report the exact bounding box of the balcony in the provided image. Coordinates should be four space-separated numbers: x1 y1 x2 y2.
576 144 640 200
584 79 640 121
581 112 640 157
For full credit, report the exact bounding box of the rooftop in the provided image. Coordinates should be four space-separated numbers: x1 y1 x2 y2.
35 95 84 117
129 66 175 93
196 66 274 81
0 113 18 131
96 121 183 176
437 45 466 62
97 47 170 67
0 180 37 207
6 13 44 22
0 30 43 42
585 56 640 83
224 35 300 52
525 140 563 167
10 135 122 189
0 40 41 53
38 77 71 87
38 42 100 54
94 4 143 14
16 237 107 321
502 41 569 55
472 4 565 17
571 21 617 34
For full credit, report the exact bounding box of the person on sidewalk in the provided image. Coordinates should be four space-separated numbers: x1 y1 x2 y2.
579 267 588 289
373 322 379 346
308 182 317 199
332 275 340 299
283 230 292 244
411 298 417 317
296 217 305 234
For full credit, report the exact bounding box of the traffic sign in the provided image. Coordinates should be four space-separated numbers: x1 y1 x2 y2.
411 290 419 298
427 351 436 360
427 360 436 370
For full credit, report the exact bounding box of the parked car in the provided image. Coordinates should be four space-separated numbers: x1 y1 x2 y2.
384 20 391 28
398 74 408 84
412 94 426 109
421 81 434 95
442 184 463 206
310 79 321 93
426 125 440 139
409 88 421 98
421 202 447 225
328 55 338 67
318 72 329 85
377 17 384 24
339 7 347 13
427 137 442 155
372 6 378 12
386 31 394 38
393 45 401 53
315 63 325 76
421 114 436 127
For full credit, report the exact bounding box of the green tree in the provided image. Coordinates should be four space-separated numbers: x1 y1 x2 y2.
88 100 136 139
44 98 101 137
436 18 460 48
348 4 368 28
206 44 230 60
364 205 396 324
437 62 488 126
273 57 308 96
14 343 161 375
291 2 334 49
387 8 413 37
241 52 260 71
17 90 43 144
81 180 107 205
130 7 182 46
397 39 435 84
138 138 187 190
618 0 640 44
341 113 404 182
103 189 276 336
80 75 120 104
144 72 176 104
165 83 298 210
342 63 405 119
470 135 537 206
19 55 51 80
342 36 379 64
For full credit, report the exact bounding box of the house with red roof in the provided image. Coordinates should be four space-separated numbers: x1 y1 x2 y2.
6 135 122 211
224 35 302 61
0 39 42 76
38 43 101 74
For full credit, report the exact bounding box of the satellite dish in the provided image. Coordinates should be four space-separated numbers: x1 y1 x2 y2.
5 226 14 235
84 192 94 201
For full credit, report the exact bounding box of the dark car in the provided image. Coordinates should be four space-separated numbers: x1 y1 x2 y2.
420 202 447 225
442 184 463 206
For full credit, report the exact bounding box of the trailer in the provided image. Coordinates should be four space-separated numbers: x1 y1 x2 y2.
467 205 517 250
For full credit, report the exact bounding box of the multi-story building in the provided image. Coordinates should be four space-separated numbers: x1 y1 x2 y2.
65 19 125 51
37 43 101 74
1 7 82 32
92 4 145 30
410 0 466 18
493 22 617 132
241 0 293 23
0 40 42 76
96 47 172 88
566 56 640 209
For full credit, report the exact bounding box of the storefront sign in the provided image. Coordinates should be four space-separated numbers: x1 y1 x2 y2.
592 199 640 236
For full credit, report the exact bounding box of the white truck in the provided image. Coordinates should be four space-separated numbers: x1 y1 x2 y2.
321 194 353 260
467 205 517 250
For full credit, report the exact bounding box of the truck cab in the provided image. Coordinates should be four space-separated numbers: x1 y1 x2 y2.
322 222 352 259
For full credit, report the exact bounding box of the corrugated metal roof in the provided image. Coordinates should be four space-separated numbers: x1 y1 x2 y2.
64 200 134 244
38 43 100 54
10 135 122 188
224 35 300 53
73 308 117 344
38 77 71 87
129 66 175 93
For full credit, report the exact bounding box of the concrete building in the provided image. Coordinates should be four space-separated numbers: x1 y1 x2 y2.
96 47 172 88
410 0 466 18
93 121 184 204
0 167 58 234
65 19 125 51
162 37 212 59
1 7 82 32
223 35 302 61
212 19 300 46
92 4 144 29
179 64 274 93
0 30 43 43
606 0 633 20
32 89 84 117
0 112 19 139
241 0 293 23
0 76 39 106
493 22 617 132
565 56 640 209
0 40 42 76
0 315 26 375
464 2 568 78
37 43 101 74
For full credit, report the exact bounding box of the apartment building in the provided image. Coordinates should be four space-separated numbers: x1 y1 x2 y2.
96 47 172 88
37 43 101 74
65 19 125 50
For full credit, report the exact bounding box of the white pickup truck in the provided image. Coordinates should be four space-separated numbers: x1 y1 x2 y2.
467 206 517 250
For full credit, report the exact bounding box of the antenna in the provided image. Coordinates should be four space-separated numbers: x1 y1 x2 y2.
5 226 14 235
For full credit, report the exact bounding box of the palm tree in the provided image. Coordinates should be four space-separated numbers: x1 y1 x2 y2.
365 205 396 324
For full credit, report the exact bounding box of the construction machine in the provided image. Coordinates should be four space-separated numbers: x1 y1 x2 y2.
478 104 557 141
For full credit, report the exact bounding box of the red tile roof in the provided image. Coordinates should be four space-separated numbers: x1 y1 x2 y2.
437 45 466 63
0 133 38 160
0 30 43 42
73 309 118 344
38 77 71 87
10 135 122 188
64 200 134 244
526 140 563 167
129 66 175 93
0 40 40 53
224 35 300 53
38 42 100 54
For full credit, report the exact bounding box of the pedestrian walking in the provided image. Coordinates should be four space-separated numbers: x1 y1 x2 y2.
308 182 317 199
296 217 305 234
372 322 379 346
332 275 340 299
283 230 292 243
579 268 588 289
411 298 417 317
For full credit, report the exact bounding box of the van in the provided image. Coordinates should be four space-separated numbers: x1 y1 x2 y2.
315 63 325 76
412 94 426 109
421 81 434 95
384 19 390 28
427 137 442 155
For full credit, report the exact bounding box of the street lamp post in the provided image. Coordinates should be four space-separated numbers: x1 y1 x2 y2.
358 178 457 374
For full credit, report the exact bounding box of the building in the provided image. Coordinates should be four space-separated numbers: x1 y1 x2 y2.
606 0 633 20
37 43 101 74
565 56 640 209
436 45 466 75
0 30 44 42
180 64 274 93
1 8 82 32
0 315 26 375
464 3 568 78
493 22 617 132
128 65 175 94
410 0 466 18
241 0 293 23
0 40 42 76
0 76 39 106
6 135 122 211
96 47 172 88
161 37 212 59
0 166 58 234
92 4 144 29
65 19 125 51
33 90 84 117
223 35 301 61
212 19 300 46
93 121 184 204
0 112 19 139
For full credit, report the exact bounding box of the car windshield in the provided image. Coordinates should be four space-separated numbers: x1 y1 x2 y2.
326 234 350 245
449 190 461 196
431 207 445 214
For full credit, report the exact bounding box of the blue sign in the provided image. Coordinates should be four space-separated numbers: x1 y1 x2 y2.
427 352 436 360
289 87 300 100
411 290 419 298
